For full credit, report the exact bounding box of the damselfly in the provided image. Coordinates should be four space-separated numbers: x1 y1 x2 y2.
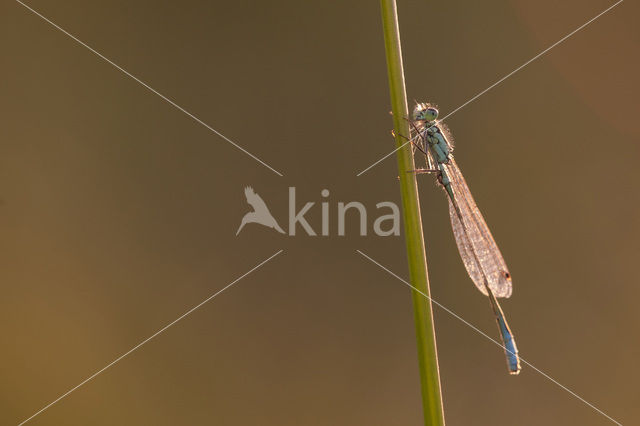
409 102 521 375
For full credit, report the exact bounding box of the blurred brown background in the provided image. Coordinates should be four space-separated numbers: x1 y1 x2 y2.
1 0 638 425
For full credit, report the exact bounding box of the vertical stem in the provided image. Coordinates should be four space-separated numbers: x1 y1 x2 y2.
379 1 445 425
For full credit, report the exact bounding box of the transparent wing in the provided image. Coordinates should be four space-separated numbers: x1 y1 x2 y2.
448 197 485 291
444 157 513 298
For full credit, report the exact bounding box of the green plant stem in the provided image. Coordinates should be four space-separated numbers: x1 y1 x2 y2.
379 1 445 424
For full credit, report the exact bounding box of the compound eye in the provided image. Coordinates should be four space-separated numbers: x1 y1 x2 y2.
426 107 439 121
412 106 424 121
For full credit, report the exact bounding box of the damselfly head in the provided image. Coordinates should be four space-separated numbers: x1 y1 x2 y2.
413 103 439 123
